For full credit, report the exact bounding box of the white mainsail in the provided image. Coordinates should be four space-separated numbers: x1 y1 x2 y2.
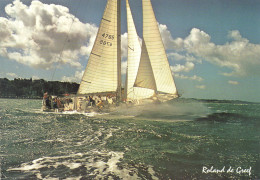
77 0 121 98
134 0 178 97
125 0 154 100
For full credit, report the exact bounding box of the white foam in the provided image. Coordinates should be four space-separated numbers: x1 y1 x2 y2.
104 131 113 140
36 172 43 179
8 157 45 171
148 165 159 180
65 177 82 180
64 162 81 169
8 150 158 179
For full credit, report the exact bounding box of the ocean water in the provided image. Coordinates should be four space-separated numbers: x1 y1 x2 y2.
0 98 259 179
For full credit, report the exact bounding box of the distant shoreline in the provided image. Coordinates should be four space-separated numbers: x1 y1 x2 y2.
0 78 79 99
1 78 259 104
196 99 260 104
0 96 42 100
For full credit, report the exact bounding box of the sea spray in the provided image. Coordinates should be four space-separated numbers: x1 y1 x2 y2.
112 98 210 121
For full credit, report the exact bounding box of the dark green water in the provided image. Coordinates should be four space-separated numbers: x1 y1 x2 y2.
0 98 259 179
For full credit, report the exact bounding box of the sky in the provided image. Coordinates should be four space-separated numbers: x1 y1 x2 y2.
0 0 260 102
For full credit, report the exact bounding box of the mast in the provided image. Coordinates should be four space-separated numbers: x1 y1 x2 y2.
135 0 178 95
117 0 121 101
77 0 121 97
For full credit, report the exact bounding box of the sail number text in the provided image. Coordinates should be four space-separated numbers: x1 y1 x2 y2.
100 33 114 46
102 33 114 40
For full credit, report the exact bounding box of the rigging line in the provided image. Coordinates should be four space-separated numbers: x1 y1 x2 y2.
51 0 82 81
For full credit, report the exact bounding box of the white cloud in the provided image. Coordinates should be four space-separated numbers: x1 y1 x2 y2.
196 85 206 89
171 62 194 73
174 73 203 82
228 30 243 41
182 28 258 76
0 0 98 69
121 32 128 59
228 80 239 85
61 70 84 83
159 24 260 77
32 75 40 80
159 24 183 50
121 60 127 75
6 72 18 78
168 53 185 61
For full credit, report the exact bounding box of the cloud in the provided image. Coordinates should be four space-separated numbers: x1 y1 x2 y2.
167 53 185 61
6 72 18 78
32 75 40 80
196 85 206 89
6 72 39 80
159 24 183 50
121 60 127 75
228 80 239 85
182 28 260 77
121 33 128 59
0 0 98 69
174 73 203 82
170 62 194 73
159 24 260 77
61 70 84 83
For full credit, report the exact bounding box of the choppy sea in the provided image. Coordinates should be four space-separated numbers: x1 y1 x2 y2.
0 98 259 179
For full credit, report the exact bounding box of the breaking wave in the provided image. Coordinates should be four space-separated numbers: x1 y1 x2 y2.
8 150 158 179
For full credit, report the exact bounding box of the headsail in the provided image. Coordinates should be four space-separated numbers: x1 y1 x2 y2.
125 0 154 100
135 0 178 96
134 40 156 91
77 0 121 98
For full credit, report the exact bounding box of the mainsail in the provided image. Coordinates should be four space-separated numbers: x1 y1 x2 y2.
125 0 154 100
77 0 121 98
134 0 178 97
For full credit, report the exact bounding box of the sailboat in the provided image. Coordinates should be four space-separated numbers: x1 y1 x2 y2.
42 0 179 112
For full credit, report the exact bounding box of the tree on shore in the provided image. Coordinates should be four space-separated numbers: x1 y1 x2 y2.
0 78 79 98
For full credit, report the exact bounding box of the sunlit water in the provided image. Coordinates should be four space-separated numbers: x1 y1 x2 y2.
0 98 259 179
